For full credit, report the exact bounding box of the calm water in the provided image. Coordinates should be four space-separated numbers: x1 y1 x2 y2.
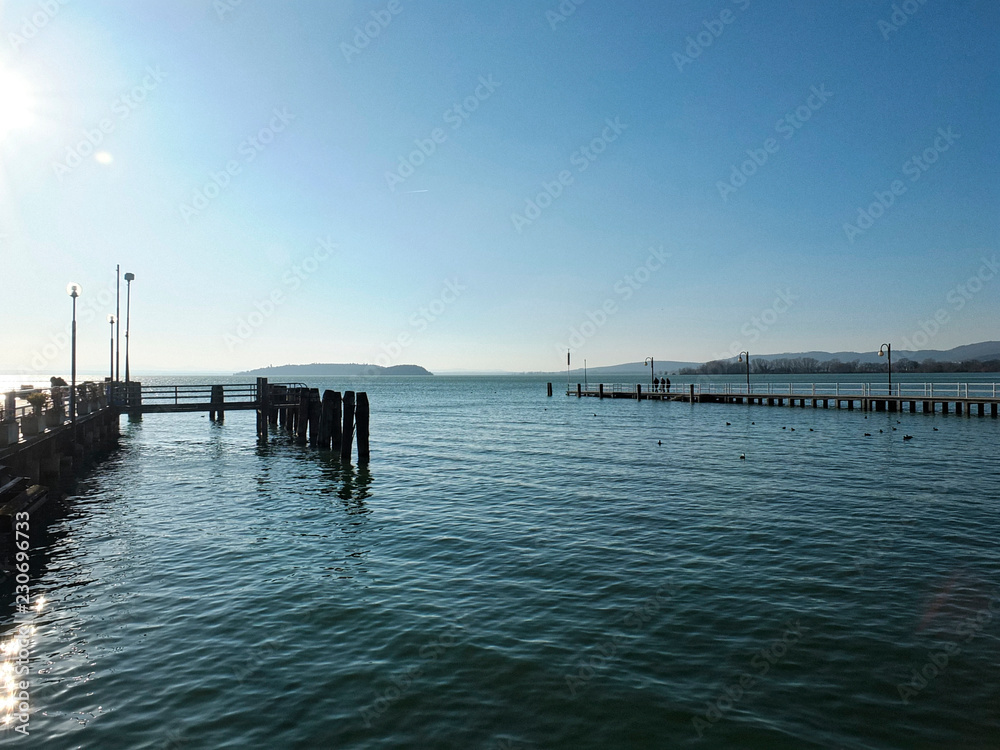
3 375 1000 749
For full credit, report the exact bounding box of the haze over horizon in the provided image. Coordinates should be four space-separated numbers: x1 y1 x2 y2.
1 1 997 377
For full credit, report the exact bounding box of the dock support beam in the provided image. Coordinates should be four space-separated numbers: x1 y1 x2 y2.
356 392 370 464
331 391 343 455
341 391 355 463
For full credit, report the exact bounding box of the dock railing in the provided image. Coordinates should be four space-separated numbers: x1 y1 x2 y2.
568 382 1000 398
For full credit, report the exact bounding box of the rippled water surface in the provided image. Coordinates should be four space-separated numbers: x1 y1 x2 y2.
4 376 1000 749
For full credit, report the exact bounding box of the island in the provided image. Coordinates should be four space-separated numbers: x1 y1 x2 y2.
234 363 433 377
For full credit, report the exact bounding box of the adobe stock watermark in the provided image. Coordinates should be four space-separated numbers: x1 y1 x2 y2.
51 66 167 182
340 0 403 64
16 283 115 379
385 74 501 192
897 593 999 704
717 84 833 202
224 236 336 350
843 126 959 244
7 0 71 53
375 279 465 367
692 619 809 738
214 0 245 21
565 582 680 698
555 245 670 356
897 253 997 351
878 0 929 41
178 107 295 222
546 0 586 31
510 117 627 233
359 618 463 728
715 288 798 360
673 0 751 72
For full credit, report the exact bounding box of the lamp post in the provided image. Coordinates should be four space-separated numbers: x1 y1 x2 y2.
107 314 116 383
124 272 135 383
644 357 654 391
67 283 82 426
115 264 121 382
878 343 892 395
737 351 750 393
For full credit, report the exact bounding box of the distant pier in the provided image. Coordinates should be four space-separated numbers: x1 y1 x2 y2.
553 381 1000 416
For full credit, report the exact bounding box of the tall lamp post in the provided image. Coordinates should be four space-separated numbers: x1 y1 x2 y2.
67 283 82 426
115 265 121 382
644 357 654 391
107 315 116 383
738 351 750 393
877 343 892 395
124 272 135 383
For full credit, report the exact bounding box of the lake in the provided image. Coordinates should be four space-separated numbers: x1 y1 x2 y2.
2 374 999 748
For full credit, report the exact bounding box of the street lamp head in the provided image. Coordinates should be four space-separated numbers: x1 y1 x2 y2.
108 314 116 323
67 282 82 297
878 343 890 357
124 272 135 282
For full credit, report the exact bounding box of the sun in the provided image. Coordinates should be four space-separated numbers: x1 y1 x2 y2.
0 68 34 139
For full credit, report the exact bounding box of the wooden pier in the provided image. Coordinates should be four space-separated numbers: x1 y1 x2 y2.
554 381 1000 417
109 379 371 461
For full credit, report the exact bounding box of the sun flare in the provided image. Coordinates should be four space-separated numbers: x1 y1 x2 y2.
0 68 35 138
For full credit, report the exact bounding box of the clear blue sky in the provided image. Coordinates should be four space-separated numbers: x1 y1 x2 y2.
1 0 997 376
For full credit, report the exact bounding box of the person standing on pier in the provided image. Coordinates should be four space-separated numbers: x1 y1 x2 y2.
653 377 660 392
664 377 670 393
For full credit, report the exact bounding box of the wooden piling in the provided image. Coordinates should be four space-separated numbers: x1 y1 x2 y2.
577 384 582 398
210 384 224 422
331 391 343 454
599 384 604 399
307 389 321 447
356 392 370 464
318 390 335 449
546 382 552 397
296 391 309 445
258 378 269 440
341 391 355 463
689 384 694 403
269 385 284 426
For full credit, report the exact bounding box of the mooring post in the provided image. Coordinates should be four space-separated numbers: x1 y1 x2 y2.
268 385 282 426
259 378 269 440
330 391 343 454
210 384 225 423
128 381 142 420
356 392 370 464
635 384 641 399
308 389 321 447
689 383 695 403
599 383 604 399
577 384 582 398
296 391 309 445
318 390 335 449
546 382 552 397
341 391 356 463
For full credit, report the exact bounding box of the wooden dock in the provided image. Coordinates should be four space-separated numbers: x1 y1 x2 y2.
557 381 1000 416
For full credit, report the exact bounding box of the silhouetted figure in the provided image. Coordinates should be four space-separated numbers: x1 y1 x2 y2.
653 377 659 392
664 377 671 393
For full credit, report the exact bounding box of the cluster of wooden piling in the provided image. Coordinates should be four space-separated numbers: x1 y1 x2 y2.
254 378 369 463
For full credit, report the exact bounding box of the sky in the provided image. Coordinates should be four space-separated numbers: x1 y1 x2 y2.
0 0 997 377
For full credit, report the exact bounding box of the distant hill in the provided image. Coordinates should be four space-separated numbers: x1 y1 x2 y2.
235 363 433 377
747 341 1000 365
679 341 1000 375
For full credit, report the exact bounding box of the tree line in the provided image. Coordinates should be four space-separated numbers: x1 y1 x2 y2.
678 357 1000 375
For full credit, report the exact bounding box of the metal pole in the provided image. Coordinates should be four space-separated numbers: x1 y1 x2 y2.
109 319 114 382
70 294 77 427
124 274 133 382
115 264 120 382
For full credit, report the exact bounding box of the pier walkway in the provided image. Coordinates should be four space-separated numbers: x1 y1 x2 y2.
563 381 1000 416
